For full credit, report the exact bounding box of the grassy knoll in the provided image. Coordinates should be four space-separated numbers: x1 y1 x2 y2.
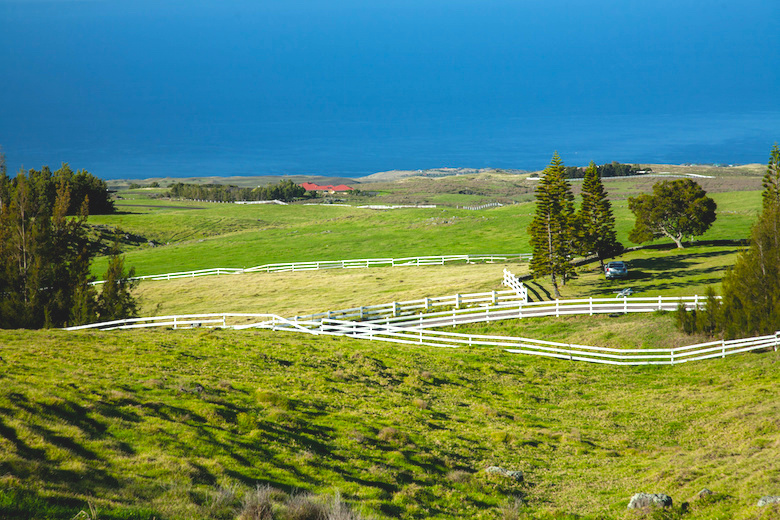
87 187 761 278
132 245 739 320
1 328 778 519
134 262 528 317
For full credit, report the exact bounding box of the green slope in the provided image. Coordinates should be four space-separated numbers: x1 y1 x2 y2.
1 327 778 519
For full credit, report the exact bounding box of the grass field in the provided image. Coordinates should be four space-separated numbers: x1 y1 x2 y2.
87 186 762 278
1 328 778 520
3 171 777 520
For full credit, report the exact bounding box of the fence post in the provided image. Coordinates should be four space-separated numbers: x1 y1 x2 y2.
425 297 431 311
776 331 779 352
670 349 674 365
556 300 559 318
589 297 593 316
222 314 226 328
492 290 497 306
173 316 177 329
722 338 726 358
360 307 364 320
695 294 699 309
393 302 399 317
624 297 627 314
456 293 461 309
658 295 663 310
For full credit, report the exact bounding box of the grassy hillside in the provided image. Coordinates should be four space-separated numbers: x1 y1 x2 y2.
1 328 778 520
87 187 762 278
129 243 742 320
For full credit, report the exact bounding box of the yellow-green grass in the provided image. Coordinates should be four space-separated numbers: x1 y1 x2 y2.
131 245 740 321
1 328 778 519
134 262 528 317
88 189 761 279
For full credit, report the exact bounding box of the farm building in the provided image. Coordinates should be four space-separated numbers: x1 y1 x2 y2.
300 182 354 194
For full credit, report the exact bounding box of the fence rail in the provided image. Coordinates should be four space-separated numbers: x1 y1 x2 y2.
318 320 779 366
91 253 531 285
65 307 779 366
344 295 712 330
293 289 524 322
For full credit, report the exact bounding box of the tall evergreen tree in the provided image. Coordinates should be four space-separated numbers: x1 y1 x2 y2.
0 168 134 328
528 152 577 298
762 143 780 209
577 161 623 269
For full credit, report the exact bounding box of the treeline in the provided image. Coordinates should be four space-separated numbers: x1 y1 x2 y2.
0 163 114 215
0 160 135 329
564 162 649 179
167 179 305 202
677 144 780 339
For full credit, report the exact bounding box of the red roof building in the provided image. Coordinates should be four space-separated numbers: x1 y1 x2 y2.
301 182 354 193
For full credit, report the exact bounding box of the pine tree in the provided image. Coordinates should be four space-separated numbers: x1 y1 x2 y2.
97 245 139 322
577 161 623 269
528 152 577 298
762 143 780 209
719 197 780 338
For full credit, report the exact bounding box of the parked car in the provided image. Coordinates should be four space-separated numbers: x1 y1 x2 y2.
605 261 628 279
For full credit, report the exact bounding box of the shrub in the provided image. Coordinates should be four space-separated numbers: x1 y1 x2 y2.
239 485 275 520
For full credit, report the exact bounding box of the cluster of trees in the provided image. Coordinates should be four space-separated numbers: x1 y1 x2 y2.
564 162 648 179
677 144 780 338
167 179 305 202
0 162 114 216
528 154 719 298
0 160 135 329
528 154 622 297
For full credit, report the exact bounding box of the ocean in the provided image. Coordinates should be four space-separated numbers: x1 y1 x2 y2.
1 0 778 179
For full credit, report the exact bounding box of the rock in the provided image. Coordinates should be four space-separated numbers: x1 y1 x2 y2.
758 496 780 507
696 488 714 500
485 466 523 482
627 493 673 509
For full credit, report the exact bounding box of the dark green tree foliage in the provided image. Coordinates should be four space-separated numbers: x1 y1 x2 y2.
168 179 305 202
628 179 717 248
97 248 139 321
718 200 780 338
762 143 780 209
0 169 134 328
677 146 780 339
577 161 623 269
528 152 577 298
564 162 649 179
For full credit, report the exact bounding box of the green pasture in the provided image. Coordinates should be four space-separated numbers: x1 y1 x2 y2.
1 328 778 520
88 189 762 278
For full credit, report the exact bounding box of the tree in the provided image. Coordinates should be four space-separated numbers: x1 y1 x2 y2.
528 152 577 298
718 192 780 338
577 161 623 269
762 143 780 209
0 167 134 328
628 179 717 248
97 245 139 321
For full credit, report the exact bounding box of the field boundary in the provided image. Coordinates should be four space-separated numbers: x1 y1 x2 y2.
90 253 531 284
64 292 777 367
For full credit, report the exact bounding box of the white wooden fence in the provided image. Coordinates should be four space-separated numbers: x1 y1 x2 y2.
334 295 713 330
64 306 779 366
293 288 525 322
91 253 531 285
318 320 779 366
502 269 528 302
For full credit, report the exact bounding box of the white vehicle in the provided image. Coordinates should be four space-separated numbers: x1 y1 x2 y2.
605 261 628 279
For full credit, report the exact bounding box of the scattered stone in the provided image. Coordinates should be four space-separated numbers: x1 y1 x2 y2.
485 466 523 482
627 493 673 509
758 496 780 507
696 488 714 500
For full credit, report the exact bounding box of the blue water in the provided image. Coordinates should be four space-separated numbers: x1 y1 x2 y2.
1 0 778 178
